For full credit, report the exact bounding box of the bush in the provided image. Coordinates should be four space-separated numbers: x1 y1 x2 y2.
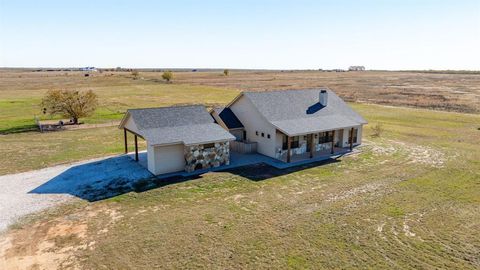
131 70 139 80
371 123 384 137
162 71 173 82
41 89 98 124
223 69 229 76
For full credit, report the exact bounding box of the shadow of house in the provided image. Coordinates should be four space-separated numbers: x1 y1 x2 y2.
30 153 344 202
29 156 154 202
223 158 340 181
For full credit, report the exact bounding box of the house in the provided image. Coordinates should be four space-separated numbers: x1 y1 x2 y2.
212 89 367 163
119 105 235 175
119 88 366 175
348 66 366 71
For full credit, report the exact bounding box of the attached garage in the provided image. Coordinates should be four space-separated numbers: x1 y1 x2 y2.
119 105 235 175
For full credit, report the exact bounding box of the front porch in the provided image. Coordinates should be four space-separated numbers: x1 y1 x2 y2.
278 127 358 163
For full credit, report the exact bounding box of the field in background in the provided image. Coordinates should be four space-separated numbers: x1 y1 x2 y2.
0 69 479 175
1 103 479 269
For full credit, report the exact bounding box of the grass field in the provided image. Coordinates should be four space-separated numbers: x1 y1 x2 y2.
0 70 479 269
1 103 479 269
0 69 479 174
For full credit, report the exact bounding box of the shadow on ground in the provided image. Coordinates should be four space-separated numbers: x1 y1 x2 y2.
30 154 341 202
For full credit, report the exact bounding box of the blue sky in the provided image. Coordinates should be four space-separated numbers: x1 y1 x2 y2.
0 0 479 70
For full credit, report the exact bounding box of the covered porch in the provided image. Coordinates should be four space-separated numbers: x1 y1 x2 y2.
279 127 358 163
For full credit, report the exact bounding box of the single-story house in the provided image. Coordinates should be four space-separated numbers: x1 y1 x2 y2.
119 105 235 175
120 88 366 175
211 88 367 162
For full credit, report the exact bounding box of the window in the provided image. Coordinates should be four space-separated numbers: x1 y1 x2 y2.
267 134 271 139
318 131 334 144
203 143 215 149
256 131 259 136
261 132 265 137
282 136 299 150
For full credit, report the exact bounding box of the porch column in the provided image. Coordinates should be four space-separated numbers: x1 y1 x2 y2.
287 136 291 163
349 128 354 151
134 134 139 161
309 134 314 158
331 130 335 154
124 128 128 154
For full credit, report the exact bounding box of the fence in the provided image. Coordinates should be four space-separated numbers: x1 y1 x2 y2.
230 140 257 154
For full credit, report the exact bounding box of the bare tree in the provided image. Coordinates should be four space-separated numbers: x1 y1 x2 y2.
41 90 98 124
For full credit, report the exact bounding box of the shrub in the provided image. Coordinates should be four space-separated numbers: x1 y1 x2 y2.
371 123 384 137
162 71 173 82
223 69 229 76
131 70 139 80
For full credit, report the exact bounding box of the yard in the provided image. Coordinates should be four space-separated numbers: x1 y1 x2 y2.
1 102 479 269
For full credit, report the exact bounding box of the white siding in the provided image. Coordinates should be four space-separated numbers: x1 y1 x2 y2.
340 125 363 148
147 143 185 175
123 114 140 134
230 96 277 157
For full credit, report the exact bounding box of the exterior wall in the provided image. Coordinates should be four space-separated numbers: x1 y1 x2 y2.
184 141 230 173
124 115 140 134
340 125 363 148
229 129 244 141
229 96 277 157
147 143 185 175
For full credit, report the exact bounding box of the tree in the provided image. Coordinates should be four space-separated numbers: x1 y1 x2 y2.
162 71 173 82
223 69 229 76
41 89 98 124
131 70 139 80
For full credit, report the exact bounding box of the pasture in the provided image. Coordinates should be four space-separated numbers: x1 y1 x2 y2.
0 69 479 269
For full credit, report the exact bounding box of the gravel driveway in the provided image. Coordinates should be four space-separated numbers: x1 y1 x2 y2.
0 155 153 232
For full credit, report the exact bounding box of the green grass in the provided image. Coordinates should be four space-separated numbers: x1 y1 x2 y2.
0 73 239 132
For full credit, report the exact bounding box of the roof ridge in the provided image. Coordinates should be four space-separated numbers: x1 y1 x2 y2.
242 88 331 94
127 104 205 111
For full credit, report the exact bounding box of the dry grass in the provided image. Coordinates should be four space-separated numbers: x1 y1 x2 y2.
1 104 479 269
168 70 480 113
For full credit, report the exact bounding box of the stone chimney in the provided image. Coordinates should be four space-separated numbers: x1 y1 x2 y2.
319 90 328 106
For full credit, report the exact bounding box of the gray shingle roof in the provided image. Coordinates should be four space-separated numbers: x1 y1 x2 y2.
124 105 235 146
242 89 367 136
127 105 213 130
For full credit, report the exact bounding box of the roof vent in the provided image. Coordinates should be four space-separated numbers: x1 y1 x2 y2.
319 90 328 106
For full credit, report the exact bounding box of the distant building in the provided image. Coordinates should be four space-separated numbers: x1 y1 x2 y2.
348 66 365 71
80 67 97 72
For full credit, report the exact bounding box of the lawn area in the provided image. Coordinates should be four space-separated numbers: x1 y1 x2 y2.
0 71 239 133
1 103 479 269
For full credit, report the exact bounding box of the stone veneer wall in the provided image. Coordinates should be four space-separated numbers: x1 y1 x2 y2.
184 141 230 173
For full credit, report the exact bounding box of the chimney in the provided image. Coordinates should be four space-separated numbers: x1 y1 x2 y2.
319 90 328 106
